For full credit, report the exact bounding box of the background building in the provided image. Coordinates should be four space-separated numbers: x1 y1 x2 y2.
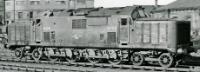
0 0 5 33
153 0 200 41
5 0 94 23
0 0 6 45
0 0 5 25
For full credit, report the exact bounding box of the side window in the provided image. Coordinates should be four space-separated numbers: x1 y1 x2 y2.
138 9 146 18
72 19 87 29
0 28 2 34
36 19 41 24
77 0 86 4
56 1 66 5
18 12 23 19
100 34 104 40
30 12 33 18
121 18 127 25
30 1 40 5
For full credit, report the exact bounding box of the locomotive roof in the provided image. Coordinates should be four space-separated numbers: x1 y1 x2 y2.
136 18 190 21
86 6 136 16
71 5 156 17
155 0 200 12
137 18 169 20
42 5 156 17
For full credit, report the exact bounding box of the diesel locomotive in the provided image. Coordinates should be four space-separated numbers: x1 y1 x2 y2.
6 6 194 68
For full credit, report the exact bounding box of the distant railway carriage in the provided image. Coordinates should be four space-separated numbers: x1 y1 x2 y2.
6 6 196 68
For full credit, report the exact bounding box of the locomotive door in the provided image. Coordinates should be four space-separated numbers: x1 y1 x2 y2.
34 19 42 42
119 17 130 45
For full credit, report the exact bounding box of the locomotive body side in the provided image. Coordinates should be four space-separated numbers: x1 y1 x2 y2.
7 16 191 53
8 21 32 47
40 15 131 48
127 20 191 53
41 16 72 46
40 15 191 54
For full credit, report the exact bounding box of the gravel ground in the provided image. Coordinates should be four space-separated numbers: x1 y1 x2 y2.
0 48 15 59
0 61 162 72
0 70 25 72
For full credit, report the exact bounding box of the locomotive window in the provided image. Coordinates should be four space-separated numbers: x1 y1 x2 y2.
49 12 54 17
100 34 104 40
29 12 33 18
51 31 55 40
30 1 40 5
138 9 146 18
121 18 127 25
18 12 23 19
0 29 2 34
77 0 86 4
36 19 41 24
72 19 87 29
56 1 66 5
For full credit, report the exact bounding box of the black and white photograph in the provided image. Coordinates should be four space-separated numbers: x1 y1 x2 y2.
1 0 200 72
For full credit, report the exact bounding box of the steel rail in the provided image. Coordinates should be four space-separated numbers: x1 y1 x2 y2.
0 57 198 72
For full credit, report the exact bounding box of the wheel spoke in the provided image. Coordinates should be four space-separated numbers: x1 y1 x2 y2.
88 57 101 64
159 53 174 68
87 49 102 64
107 50 122 65
32 48 43 62
48 56 58 62
14 48 24 60
45 48 59 62
65 49 80 63
131 53 144 66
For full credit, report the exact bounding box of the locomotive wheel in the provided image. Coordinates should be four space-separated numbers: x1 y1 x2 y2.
86 49 101 64
107 50 122 65
45 48 59 62
65 49 80 63
32 48 43 62
88 57 101 64
158 53 174 68
48 56 59 62
131 53 144 66
66 56 79 63
14 48 24 60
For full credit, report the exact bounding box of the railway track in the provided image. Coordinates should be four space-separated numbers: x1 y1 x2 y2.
0 57 199 72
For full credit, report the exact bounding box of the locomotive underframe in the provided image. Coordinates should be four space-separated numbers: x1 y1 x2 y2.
9 45 182 68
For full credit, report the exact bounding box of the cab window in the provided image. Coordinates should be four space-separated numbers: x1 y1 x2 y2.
121 18 127 25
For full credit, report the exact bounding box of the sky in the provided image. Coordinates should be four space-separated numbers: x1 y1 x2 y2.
94 0 176 7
